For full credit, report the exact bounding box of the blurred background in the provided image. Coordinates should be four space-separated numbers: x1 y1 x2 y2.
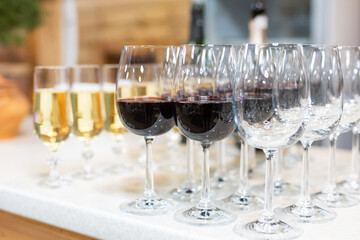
0 0 359 146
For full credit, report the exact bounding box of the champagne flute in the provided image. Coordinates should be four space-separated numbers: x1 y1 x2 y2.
173 44 237 226
102 64 131 174
33 66 72 188
313 46 360 207
279 45 343 223
117 45 178 215
233 43 308 239
70 65 104 180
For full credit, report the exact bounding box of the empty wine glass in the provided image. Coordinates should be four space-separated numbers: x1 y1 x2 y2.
233 43 308 239
33 66 72 188
70 65 103 180
279 45 343 223
219 45 263 211
117 45 178 215
173 44 237 225
338 46 360 194
313 46 360 208
102 64 131 174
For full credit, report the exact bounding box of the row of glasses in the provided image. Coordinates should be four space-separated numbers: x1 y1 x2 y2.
33 64 130 187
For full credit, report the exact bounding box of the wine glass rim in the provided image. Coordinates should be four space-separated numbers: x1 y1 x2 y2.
34 65 67 70
302 44 338 49
338 45 360 49
122 45 177 49
180 44 232 48
70 64 101 69
245 43 302 48
102 64 119 68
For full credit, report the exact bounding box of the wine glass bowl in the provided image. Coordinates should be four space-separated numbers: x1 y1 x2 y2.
233 43 308 239
116 45 178 215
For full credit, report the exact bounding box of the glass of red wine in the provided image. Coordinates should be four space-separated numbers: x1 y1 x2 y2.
116 45 178 215
233 44 309 239
173 44 237 226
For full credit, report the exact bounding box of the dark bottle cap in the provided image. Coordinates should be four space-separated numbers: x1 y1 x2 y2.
251 0 266 19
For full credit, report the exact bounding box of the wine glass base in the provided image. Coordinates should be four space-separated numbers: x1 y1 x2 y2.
338 180 360 194
312 191 359 208
120 197 176 215
39 177 71 189
211 175 231 189
169 185 200 202
218 193 263 212
277 203 336 223
174 205 237 226
73 171 102 181
233 218 303 240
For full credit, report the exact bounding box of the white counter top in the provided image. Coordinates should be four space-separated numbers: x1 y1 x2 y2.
0 117 359 240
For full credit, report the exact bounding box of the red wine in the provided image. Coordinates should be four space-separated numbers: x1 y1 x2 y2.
117 97 175 136
175 98 235 143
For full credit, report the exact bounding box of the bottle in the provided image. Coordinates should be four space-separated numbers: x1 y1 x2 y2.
189 0 205 44
248 0 268 44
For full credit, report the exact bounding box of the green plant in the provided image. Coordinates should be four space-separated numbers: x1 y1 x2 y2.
0 0 41 46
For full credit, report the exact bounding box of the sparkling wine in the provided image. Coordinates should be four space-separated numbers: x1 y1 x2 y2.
175 97 235 142
104 91 127 135
71 91 104 139
33 90 71 145
117 97 175 136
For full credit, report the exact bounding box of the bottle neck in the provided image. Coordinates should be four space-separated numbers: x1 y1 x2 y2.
189 1 205 44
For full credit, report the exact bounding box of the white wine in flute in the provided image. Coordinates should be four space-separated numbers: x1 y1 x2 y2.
34 90 71 148
71 91 103 139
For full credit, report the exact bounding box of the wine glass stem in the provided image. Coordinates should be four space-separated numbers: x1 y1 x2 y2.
113 136 124 161
274 149 283 185
82 138 94 175
216 140 226 175
328 135 337 192
144 136 156 198
185 138 194 186
48 146 60 180
198 142 212 208
237 141 248 195
350 128 359 182
299 142 312 205
262 150 276 221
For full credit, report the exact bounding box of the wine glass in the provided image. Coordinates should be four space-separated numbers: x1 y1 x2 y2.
338 46 360 194
33 66 72 188
219 45 263 211
70 65 103 180
173 44 237 226
116 45 178 215
279 45 343 223
313 46 360 207
233 43 308 239
102 64 131 174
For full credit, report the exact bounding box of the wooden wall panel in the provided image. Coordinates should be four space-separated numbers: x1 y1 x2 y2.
76 0 191 64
